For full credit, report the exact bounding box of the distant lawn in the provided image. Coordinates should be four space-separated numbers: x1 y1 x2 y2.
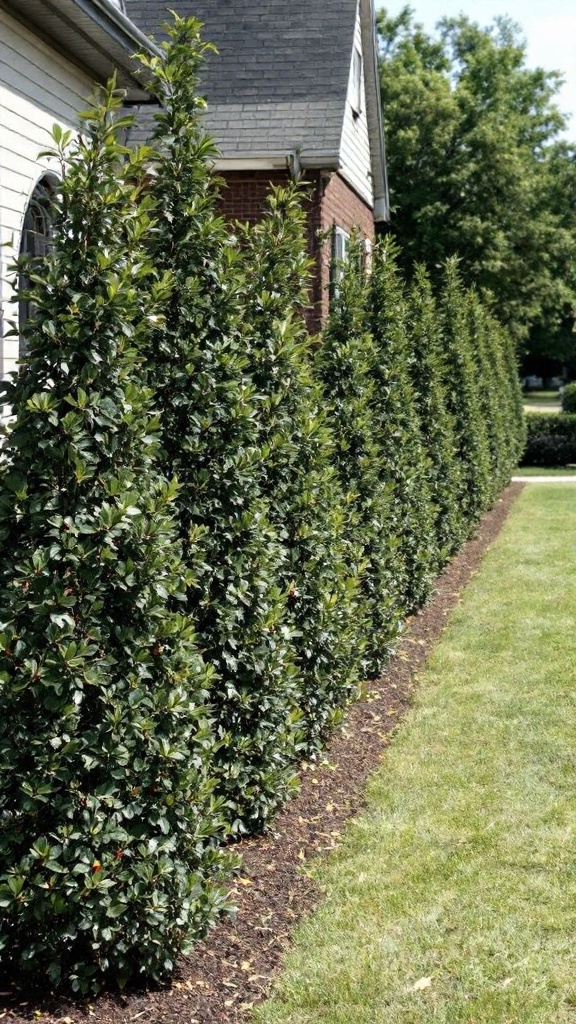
515 465 576 476
253 486 576 1024
523 390 561 412
523 389 561 405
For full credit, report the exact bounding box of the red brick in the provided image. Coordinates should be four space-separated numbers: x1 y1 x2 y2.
216 169 375 331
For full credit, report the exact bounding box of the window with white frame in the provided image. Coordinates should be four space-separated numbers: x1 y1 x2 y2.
18 175 56 358
351 46 363 116
330 225 351 300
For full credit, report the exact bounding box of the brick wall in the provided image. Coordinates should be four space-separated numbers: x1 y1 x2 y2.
216 169 375 331
317 171 375 329
217 170 291 224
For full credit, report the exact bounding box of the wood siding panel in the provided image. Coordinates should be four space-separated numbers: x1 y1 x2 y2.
338 1 373 207
0 10 92 383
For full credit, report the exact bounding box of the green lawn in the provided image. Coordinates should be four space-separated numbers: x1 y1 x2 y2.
253 486 576 1024
523 389 561 407
515 466 576 476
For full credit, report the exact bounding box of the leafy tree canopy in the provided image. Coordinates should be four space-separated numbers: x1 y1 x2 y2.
378 6 576 346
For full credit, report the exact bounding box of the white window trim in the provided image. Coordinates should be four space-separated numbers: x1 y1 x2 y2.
351 46 363 117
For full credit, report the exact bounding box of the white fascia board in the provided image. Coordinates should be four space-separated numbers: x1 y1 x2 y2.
212 153 341 173
74 0 163 59
359 0 390 222
212 156 291 172
0 0 162 98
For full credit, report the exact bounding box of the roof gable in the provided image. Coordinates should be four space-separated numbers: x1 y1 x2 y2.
126 0 389 220
127 0 358 163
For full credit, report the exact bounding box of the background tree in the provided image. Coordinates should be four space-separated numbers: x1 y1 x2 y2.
378 6 576 347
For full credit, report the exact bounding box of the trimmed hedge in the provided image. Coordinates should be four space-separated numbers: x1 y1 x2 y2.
0 17 528 994
522 413 576 466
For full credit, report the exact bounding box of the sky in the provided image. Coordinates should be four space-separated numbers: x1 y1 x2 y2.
388 0 576 137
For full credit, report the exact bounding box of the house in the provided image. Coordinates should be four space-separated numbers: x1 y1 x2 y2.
0 0 158 383
125 0 390 329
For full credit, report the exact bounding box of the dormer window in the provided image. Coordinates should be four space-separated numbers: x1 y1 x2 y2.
351 46 362 116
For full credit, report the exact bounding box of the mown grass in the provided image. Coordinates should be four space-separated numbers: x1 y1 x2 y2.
523 389 561 407
515 466 576 476
253 486 576 1024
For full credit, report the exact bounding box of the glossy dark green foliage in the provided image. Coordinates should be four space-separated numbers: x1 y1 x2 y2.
0 88 231 993
467 293 526 491
140 18 300 834
367 240 438 617
499 325 527 465
438 260 493 526
522 413 576 466
466 289 513 502
406 266 466 557
238 185 365 749
317 239 403 676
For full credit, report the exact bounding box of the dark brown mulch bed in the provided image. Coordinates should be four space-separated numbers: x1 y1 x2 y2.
0 483 523 1024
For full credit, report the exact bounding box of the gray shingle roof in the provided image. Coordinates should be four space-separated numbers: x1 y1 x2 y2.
125 0 358 165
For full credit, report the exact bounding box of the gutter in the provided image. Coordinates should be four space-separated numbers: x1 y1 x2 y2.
0 0 162 96
213 152 341 175
360 0 390 223
70 0 163 61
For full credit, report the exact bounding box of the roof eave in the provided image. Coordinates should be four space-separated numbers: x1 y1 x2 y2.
0 0 162 101
213 152 341 174
360 0 390 222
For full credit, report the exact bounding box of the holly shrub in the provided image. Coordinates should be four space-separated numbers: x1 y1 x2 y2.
438 259 492 526
406 265 466 558
367 240 437 617
0 87 230 994
140 19 300 833
239 185 365 749
465 287 513 502
317 238 403 676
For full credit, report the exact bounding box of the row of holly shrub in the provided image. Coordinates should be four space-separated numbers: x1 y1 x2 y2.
0 18 525 998
522 383 576 466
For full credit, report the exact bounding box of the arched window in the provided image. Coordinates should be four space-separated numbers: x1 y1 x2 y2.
18 174 56 358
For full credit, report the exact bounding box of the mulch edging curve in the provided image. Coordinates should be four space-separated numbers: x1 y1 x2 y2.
0 483 523 1024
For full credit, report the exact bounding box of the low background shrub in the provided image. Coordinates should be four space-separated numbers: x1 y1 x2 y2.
522 413 576 466
561 382 576 414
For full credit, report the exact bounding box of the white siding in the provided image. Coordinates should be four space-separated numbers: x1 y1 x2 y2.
338 2 373 208
0 10 93 382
